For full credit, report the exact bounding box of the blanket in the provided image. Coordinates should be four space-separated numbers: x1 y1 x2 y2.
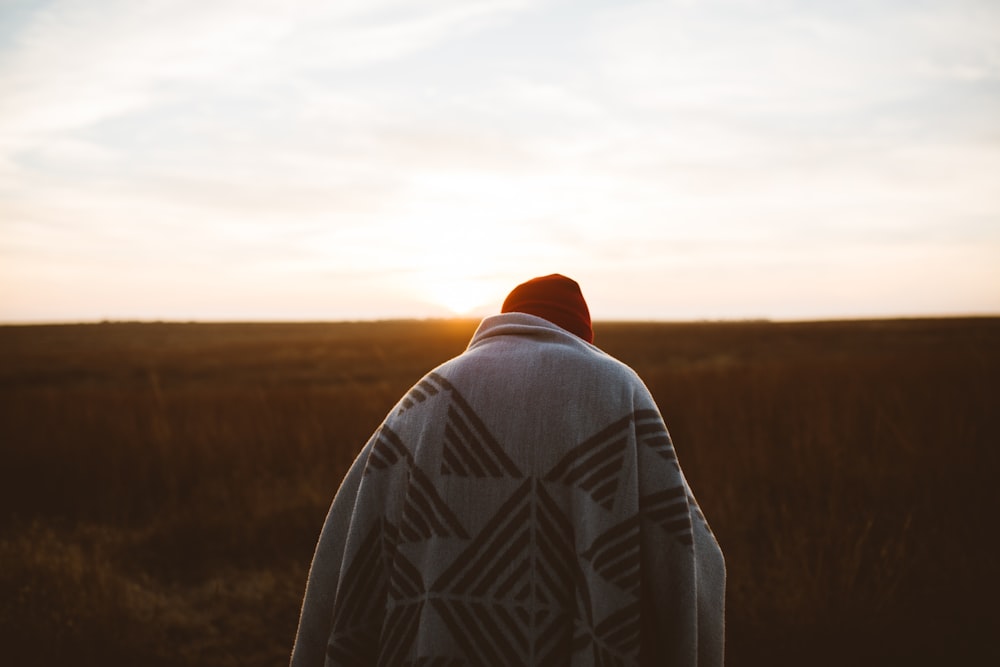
291 313 725 666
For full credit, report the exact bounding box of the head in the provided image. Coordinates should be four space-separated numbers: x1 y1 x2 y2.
501 274 593 343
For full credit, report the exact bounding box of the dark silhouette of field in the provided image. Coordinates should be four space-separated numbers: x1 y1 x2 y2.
1 318 997 666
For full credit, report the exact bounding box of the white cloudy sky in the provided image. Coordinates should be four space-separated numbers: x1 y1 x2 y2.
1 0 998 322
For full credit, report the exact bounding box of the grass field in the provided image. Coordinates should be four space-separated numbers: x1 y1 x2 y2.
1 317 998 666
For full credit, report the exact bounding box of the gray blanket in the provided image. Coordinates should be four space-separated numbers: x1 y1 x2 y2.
291 313 725 666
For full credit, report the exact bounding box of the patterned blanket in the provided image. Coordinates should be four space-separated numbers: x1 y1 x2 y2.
291 313 725 666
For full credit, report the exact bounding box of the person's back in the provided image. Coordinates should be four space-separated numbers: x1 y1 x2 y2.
291 275 725 666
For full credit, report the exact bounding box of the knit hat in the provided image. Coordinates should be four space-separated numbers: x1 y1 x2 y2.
501 274 593 343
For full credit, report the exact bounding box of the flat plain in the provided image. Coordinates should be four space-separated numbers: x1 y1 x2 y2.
1 317 998 666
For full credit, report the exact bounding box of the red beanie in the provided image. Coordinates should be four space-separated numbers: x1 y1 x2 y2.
501 274 593 343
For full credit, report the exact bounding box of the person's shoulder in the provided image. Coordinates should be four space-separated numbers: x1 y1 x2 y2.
595 348 646 388
580 342 641 378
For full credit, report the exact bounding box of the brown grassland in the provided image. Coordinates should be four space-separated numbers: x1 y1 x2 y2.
1 317 998 666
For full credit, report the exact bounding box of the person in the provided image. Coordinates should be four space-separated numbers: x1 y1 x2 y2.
290 274 725 666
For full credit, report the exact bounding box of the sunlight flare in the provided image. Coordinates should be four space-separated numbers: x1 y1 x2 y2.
418 275 499 315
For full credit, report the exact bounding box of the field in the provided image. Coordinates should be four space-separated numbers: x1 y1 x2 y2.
1 317 998 666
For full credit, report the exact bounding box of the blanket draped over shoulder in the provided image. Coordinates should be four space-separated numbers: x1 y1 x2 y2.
291 313 725 666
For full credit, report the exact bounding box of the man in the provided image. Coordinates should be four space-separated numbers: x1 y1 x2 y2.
291 274 725 666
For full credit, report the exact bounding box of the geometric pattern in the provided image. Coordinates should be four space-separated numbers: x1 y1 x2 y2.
572 601 642 666
634 408 679 469
581 514 641 594
385 523 422 601
362 425 469 542
326 521 388 665
380 540 426 663
365 425 411 475
641 485 693 546
379 600 426 665
440 389 522 478
398 372 453 414
379 520 428 665
430 478 582 665
399 463 469 542
323 386 708 665
544 414 631 511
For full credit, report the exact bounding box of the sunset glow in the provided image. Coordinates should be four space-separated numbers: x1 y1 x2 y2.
1 0 998 322
417 274 500 316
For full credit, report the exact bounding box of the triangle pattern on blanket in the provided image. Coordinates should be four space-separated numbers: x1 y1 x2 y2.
385 523 425 602
429 478 590 665
581 514 641 594
571 601 642 664
642 485 694 546
378 600 426 665
329 519 437 665
398 372 453 414
400 463 469 542
327 520 388 665
440 387 523 478
378 521 429 664
365 425 411 475
544 413 632 511
364 426 469 542
634 408 680 469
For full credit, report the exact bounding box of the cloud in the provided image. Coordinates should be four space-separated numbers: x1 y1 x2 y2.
0 0 998 320
0 1 538 229
0 0 531 138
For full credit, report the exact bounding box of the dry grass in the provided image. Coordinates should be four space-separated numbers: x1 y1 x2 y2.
1 318 998 666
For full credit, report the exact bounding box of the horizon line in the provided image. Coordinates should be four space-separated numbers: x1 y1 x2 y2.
2 312 999 327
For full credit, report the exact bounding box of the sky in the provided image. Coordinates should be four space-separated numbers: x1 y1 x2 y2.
1 0 998 322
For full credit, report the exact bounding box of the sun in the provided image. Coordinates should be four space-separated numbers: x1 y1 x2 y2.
419 274 502 316
380 198 570 317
